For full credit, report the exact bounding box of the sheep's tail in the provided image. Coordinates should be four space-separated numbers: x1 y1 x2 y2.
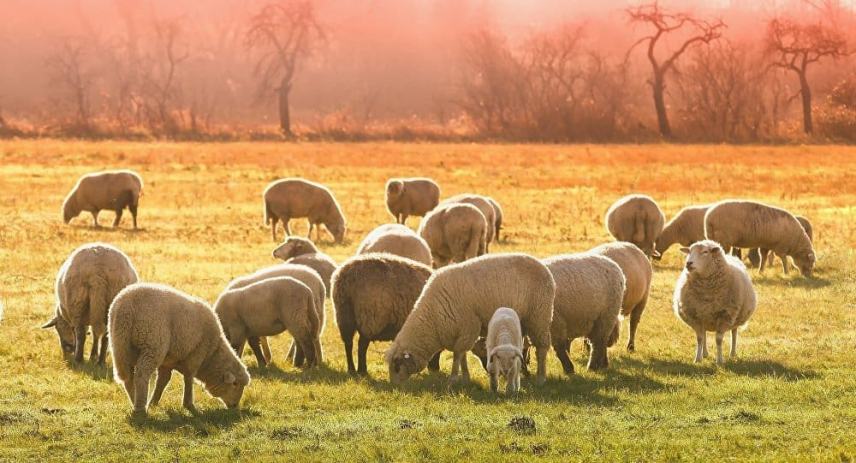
632 212 646 244
467 224 485 258
108 300 134 385
88 277 110 338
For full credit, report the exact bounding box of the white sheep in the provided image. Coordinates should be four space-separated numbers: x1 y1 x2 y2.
356 224 433 267
263 178 347 243
109 283 250 415
385 178 441 224
440 194 497 250
673 240 757 364
485 307 524 394
62 170 143 229
418 203 486 268
654 204 710 259
605 194 665 258
485 196 504 242
271 236 338 295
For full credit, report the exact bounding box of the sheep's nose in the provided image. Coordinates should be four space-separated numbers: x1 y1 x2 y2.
685 261 695 271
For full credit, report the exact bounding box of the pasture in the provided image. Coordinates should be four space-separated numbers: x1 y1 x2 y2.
0 140 854 461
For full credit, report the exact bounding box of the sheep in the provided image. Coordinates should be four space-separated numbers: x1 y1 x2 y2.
226 263 326 367
271 236 338 295
654 205 710 259
542 253 625 374
356 224 433 267
386 253 555 386
417 203 486 268
605 194 665 258
109 283 250 415
331 253 434 375
42 242 138 365
440 194 496 250
214 276 322 369
385 177 441 224
263 178 347 243
705 200 815 277
589 241 653 352
748 215 814 272
673 240 757 364
485 307 524 394
486 196 504 242
62 170 143 229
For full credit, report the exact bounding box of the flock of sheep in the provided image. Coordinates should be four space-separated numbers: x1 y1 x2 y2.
44 170 817 414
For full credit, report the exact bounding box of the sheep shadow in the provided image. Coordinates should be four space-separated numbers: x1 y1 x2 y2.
752 275 831 289
619 356 818 381
248 363 353 385
69 223 147 234
67 359 113 381
128 406 259 433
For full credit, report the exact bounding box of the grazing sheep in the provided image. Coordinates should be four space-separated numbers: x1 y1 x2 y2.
485 307 524 394
605 194 665 258
215 276 322 368
590 242 653 352
418 203 486 268
385 178 441 224
263 178 347 243
109 283 250 415
42 243 138 365
705 200 815 277
272 236 337 295
543 253 625 373
331 253 433 375
654 205 710 259
673 240 757 364
357 224 432 266
440 194 496 250
485 196 504 242
748 215 814 272
62 170 143 229
226 263 326 367
386 253 555 386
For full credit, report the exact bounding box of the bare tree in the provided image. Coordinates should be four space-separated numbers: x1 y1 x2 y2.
46 39 97 130
140 19 189 133
765 17 848 134
626 1 725 138
245 0 325 135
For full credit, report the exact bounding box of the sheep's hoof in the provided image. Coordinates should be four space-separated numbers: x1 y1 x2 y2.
184 404 199 415
131 408 147 419
626 344 636 353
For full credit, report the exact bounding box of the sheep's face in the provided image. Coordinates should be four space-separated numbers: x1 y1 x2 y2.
62 198 79 224
272 237 315 260
794 251 815 278
487 346 523 381
42 313 75 355
386 349 424 384
681 241 723 277
208 371 249 409
327 220 346 244
386 180 404 201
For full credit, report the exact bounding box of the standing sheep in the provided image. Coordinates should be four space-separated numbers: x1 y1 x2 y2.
386 253 555 386
673 240 757 364
485 307 524 394
748 215 814 272
226 263 326 367
385 178 441 225
418 203 486 268
264 178 347 243
331 253 433 375
605 194 665 258
215 276 322 368
356 224 433 267
543 253 625 373
654 205 710 259
440 194 496 250
590 242 653 352
109 283 250 415
272 236 338 295
485 196 504 242
42 242 138 365
705 200 815 277
62 170 143 229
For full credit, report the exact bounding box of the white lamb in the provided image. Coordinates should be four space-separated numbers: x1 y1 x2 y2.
485 307 524 394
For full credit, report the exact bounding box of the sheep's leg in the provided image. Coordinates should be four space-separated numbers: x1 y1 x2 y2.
298 338 316 367
694 330 706 363
342 331 356 374
247 337 267 367
449 351 462 383
759 250 768 272
779 253 789 274
357 335 370 376
129 203 138 229
182 373 198 414
98 333 109 366
306 222 313 239
534 344 548 385
715 331 725 364
731 329 738 358
460 353 470 383
132 355 157 414
91 211 100 227
122 374 135 405
284 218 292 236
293 343 306 367
148 367 172 407
489 371 499 393
73 324 87 363
270 217 278 242
553 339 574 375
260 337 272 364
400 214 408 225
427 352 441 372
588 340 608 371
112 208 123 228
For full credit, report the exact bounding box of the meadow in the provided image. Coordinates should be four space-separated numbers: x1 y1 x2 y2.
0 140 854 461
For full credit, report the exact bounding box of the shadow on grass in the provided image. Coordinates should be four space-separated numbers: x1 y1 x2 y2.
618 356 818 381
67 359 113 381
248 363 353 385
70 223 148 234
753 274 832 289
128 406 259 433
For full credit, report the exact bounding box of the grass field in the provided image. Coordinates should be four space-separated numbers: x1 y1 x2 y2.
1 140 855 461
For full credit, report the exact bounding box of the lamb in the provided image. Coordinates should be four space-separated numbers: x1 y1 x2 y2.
356 224 433 267
214 276 322 369
589 242 653 352
386 253 555 386
385 178 441 224
748 215 814 272
62 170 143 229
486 196 504 242
109 283 250 415
263 178 347 243
654 205 710 259
42 242 138 365
705 200 815 277
331 253 434 375
484 307 524 394
440 194 496 250
272 236 338 295
673 240 757 364
605 194 665 258
226 263 326 367
417 203 486 268
543 253 625 373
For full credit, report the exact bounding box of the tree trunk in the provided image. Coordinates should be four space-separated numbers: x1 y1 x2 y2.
799 72 813 134
278 79 292 136
652 71 672 138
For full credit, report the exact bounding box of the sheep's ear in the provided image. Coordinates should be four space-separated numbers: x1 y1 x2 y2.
651 249 661 259
710 246 722 255
41 317 58 329
224 372 236 385
679 247 690 255
486 353 496 372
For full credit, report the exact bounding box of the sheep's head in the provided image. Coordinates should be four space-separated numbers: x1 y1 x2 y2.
41 312 75 355
652 239 669 260
639 242 660 260
793 250 815 278
61 194 79 224
272 237 318 260
386 180 404 201
681 240 724 277
386 344 425 384
326 218 346 244
206 369 250 409
486 345 523 380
